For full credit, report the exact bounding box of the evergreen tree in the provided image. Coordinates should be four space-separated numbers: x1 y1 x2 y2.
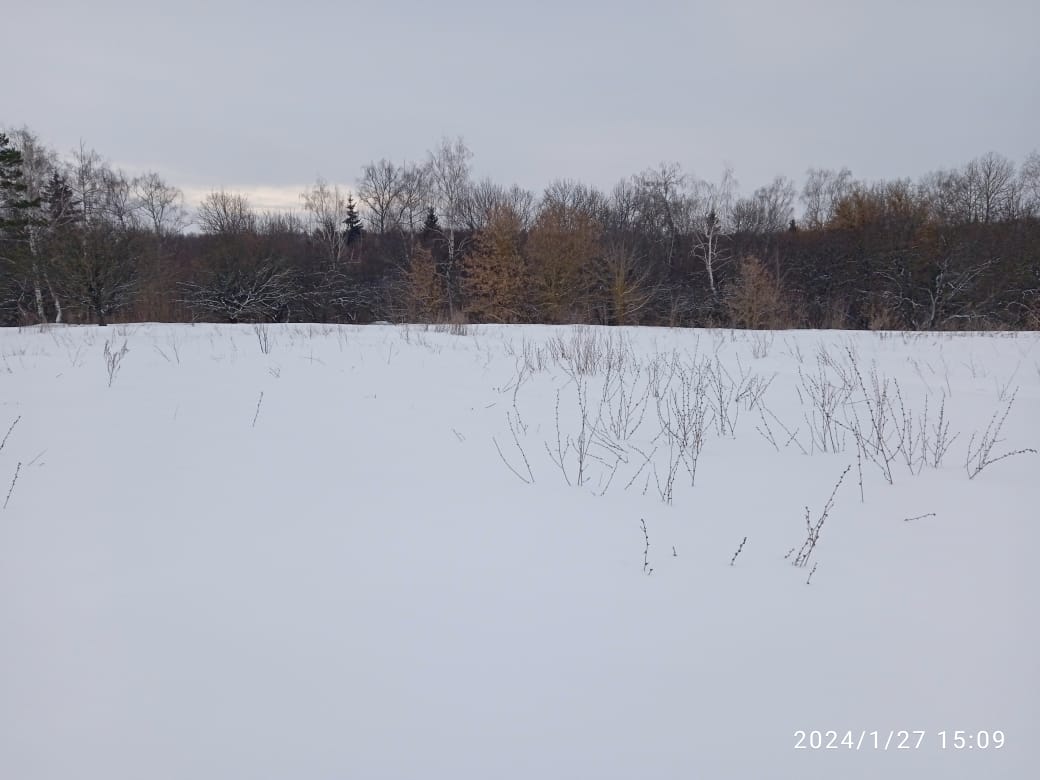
422 205 439 236
343 195 363 245
43 172 79 227
0 133 38 235
0 134 48 323
36 172 81 322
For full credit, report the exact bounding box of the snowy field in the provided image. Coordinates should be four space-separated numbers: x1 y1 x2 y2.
1 322 1037 779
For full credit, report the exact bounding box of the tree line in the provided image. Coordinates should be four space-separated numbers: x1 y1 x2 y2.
2 127 1039 330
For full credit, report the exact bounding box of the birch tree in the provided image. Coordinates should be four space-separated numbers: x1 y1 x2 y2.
5 128 59 320
426 137 473 315
801 167 854 229
691 166 737 299
300 178 350 266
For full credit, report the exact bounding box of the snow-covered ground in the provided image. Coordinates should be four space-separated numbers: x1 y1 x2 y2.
1 322 1037 779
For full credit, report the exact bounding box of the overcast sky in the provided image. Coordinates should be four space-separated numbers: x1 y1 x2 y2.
4 0 1038 210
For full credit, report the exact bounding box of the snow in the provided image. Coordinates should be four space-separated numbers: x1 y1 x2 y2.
1 322 1037 779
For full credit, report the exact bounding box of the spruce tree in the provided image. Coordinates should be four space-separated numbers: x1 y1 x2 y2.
422 205 439 237
43 172 79 227
0 133 26 195
343 195 363 245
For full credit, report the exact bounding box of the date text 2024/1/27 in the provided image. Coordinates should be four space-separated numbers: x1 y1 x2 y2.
793 730 1005 750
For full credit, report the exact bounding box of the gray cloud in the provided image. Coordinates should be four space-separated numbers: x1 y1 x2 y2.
5 0 1038 205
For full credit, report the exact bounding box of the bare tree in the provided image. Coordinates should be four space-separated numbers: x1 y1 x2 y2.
1020 151 1040 217
187 194 299 322
357 159 406 234
59 146 139 231
68 143 113 226
40 144 143 324
732 175 796 234
461 178 536 231
427 136 473 315
970 152 1018 222
258 210 306 237
100 168 141 231
124 171 184 320
542 178 606 220
801 167 854 229
355 158 429 243
691 166 737 299
53 220 138 325
398 163 430 233
605 179 640 234
919 169 963 224
181 260 296 323
922 153 1019 224
459 177 502 232
133 172 188 239
631 163 696 267
879 253 992 329
300 178 351 266
196 189 257 235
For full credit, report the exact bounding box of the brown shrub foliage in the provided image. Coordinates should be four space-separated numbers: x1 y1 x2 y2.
462 207 529 323
724 256 799 329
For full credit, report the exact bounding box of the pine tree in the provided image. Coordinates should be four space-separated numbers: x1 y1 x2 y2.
0 133 53 323
0 133 38 235
343 195 363 245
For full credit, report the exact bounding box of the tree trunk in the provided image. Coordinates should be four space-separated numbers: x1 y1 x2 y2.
46 277 62 323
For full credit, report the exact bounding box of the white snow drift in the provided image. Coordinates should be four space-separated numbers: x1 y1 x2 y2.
1 323 1037 779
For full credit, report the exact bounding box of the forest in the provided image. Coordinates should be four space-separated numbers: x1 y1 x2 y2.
2 128 1039 330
